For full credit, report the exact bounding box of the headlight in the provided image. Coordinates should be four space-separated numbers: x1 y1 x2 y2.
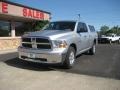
52 40 67 48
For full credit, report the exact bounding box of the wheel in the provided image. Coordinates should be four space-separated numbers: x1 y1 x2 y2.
118 39 120 44
89 44 96 55
63 46 76 69
109 39 112 44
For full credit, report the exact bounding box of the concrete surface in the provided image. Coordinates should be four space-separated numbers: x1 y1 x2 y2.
0 62 120 90
0 44 120 90
0 49 17 55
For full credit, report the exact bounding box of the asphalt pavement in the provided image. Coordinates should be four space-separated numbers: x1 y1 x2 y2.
0 44 120 90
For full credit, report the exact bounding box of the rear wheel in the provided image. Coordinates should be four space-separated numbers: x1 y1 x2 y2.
89 44 96 55
109 39 112 44
63 47 75 69
118 39 120 44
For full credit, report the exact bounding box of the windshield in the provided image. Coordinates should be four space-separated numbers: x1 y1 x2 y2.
43 21 76 31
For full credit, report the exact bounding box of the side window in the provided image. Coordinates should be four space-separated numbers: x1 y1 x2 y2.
77 22 88 33
88 25 95 32
83 23 88 32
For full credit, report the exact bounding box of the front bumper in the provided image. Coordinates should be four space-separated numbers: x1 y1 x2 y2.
18 47 67 64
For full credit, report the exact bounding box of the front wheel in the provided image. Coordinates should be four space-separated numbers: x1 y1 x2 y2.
109 39 112 44
118 39 120 44
89 44 96 55
63 47 76 69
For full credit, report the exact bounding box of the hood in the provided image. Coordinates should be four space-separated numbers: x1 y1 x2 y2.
25 30 73 40
101 36 112 39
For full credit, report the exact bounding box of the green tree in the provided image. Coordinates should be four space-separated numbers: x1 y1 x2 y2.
34 20 49 30
99 25 120 36
110 26 119 35
15 21 49 36
100 25 109 35
118 27 120 35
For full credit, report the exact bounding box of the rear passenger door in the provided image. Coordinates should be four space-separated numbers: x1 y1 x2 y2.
88 25 96 46
77 22 90 51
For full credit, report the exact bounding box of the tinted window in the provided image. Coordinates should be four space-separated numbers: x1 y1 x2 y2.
0 20 11 37
83 23 88 32
43 21 76 31
77 22 88 33
88 25 95 32
15 22 37 36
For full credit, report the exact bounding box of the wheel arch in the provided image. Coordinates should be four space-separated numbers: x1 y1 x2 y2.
94 39 97 45
69 43 77 54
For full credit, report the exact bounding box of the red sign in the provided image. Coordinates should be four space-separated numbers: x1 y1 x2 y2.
2 2 8 13
1 2 45 20
23 8 44 20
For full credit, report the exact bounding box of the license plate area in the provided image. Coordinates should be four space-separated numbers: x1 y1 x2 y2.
21 53 47 62
28 53 35 58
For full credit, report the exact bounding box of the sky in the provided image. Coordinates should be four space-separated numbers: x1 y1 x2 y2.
10 0 120 31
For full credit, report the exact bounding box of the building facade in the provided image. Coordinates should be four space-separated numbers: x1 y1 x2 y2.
0 0 50 50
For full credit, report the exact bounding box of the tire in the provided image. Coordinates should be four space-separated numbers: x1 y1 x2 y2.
118 39 120 44
109 39 112 44
89 44 96 55
63 46 76 69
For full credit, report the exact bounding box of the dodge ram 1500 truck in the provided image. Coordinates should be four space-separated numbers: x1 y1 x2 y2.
18 21 98 68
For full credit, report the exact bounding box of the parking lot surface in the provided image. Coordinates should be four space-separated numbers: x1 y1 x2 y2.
0 44 120 90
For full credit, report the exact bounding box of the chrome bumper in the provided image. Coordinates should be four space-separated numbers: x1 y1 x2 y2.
18 47 67 64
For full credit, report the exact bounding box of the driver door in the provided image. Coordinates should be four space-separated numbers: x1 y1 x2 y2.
76 22 89 52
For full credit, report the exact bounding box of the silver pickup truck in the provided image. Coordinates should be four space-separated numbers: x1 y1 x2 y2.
18 20 98 68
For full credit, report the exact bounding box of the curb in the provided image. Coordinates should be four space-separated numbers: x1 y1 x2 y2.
0 49 17 55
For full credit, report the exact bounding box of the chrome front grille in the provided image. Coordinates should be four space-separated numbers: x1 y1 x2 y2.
22 37 51 49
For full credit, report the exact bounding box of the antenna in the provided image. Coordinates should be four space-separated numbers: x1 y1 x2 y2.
78 14 80 21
